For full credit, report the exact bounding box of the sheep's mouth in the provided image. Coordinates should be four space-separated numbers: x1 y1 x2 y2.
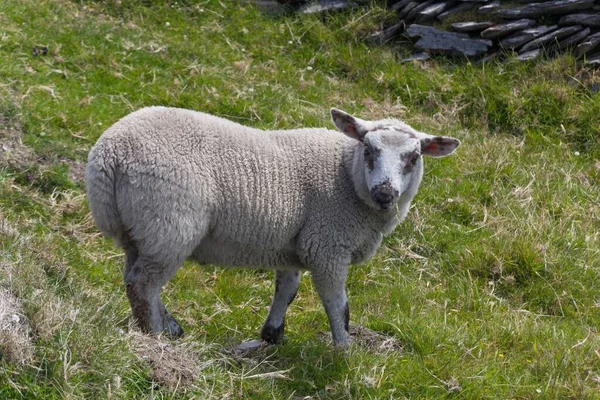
375 201 395 212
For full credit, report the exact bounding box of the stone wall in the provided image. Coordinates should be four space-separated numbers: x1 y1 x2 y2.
256 0 600 65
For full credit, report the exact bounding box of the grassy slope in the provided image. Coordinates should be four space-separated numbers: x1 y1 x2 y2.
1 0 599 398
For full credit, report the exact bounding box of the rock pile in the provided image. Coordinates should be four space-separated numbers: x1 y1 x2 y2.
255 0 600 65
386 0 600 64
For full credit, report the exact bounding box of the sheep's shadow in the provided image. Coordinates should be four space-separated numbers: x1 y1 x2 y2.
223 325 403 397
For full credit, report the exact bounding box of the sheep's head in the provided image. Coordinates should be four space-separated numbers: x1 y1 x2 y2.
331 108 460 212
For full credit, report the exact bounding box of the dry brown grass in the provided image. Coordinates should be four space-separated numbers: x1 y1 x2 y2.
0 288 33 365
129 331 202 390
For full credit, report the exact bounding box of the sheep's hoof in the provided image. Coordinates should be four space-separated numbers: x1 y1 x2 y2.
164 315 184 339
260 322 284 344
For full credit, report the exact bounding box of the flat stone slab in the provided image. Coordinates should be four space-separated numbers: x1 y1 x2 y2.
520 25 584 52
405 0 437 21
299 0 354 14
517 48 541 61
500 25 555 49
233 339 268 353
406 24 492 57
575 31 600 56
584 52 600 66
480 19 536 40
417 1 454 23
366 21 405 45
452 21 494 32
390 0 412 11
400 52 431 63
478 1 501 13
496 0 595 19
559 13 600 27
556 27 590 49
398 2 419 19
437 2 476 20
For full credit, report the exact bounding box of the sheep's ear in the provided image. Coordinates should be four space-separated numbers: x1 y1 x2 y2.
414 132 461 158
330 108 369 141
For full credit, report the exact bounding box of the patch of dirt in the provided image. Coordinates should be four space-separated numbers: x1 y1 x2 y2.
0 89 86 185
0 288 33 364
129 332 200 390
64 159 86 184
317 325 404 354
0 114 36 172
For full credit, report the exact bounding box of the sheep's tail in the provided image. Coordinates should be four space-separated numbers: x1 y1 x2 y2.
86 144 129 249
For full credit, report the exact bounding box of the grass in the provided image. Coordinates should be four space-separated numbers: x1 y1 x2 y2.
1 0 600 398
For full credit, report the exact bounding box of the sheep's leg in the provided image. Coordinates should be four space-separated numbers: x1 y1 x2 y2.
261 269 301 344
124 255 184 338
312 267 350 346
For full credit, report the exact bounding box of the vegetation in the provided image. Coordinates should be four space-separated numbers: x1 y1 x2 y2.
1 0 599 398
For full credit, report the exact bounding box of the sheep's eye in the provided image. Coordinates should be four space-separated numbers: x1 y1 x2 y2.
363 147 371 158
409 153 420 166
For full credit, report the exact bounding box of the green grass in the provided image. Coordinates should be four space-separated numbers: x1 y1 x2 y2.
1 0 600 398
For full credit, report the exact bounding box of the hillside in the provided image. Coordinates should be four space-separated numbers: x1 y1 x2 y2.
1 1 599 398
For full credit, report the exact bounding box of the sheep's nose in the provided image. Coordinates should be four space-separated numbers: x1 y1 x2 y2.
371 182 399 211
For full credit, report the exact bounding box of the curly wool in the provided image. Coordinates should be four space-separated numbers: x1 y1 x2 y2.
87 106 398 271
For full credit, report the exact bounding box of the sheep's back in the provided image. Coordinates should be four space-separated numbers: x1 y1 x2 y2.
100 107 349 253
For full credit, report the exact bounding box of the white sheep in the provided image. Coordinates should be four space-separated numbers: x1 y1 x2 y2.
86 106 460 346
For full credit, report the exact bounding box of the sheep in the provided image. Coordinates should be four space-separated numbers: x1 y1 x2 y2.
86 106 460 347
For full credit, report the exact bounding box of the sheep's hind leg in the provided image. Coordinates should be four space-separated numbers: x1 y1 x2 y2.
124 255 184 338
261 269 301 344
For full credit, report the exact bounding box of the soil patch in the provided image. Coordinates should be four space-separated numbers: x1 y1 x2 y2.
129 332 201 389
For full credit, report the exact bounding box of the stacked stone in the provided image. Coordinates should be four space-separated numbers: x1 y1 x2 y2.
383 0 600 64
256 0 600 65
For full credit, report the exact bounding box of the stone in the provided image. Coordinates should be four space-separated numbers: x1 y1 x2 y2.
417 1 455 23
500 25 555 49
478 1 501 13
436 2 476 20
474 52 503 66
390 0 412 11
452 21 494 32
299 0 354 14
517 48 541 61
398 2 419 19
555 27 590 49
400 52 431 63
366 22 405 45
584 52 600 66
406 24 492 57
559 13 600 27
406 0 437 22
234 340 269 353
496 0 595 19
520 25 584 52
480 19 536 40
248 0 295 16
575 32 600 56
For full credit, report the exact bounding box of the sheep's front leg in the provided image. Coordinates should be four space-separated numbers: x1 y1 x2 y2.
312 267 350 347
261 269 301 344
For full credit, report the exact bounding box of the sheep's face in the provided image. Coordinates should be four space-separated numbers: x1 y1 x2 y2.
361 131 421 211
331 108 461 212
